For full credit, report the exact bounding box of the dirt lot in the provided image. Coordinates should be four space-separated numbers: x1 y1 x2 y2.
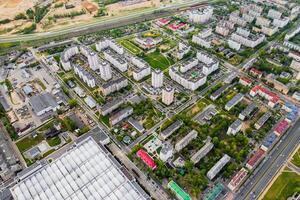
0 0 36 19
0 0 170 35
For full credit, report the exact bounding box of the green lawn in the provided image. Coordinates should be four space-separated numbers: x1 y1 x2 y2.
16 134 44 153
119 40 143 55
292 148 300 168
46 136 61 147
263 167 300 200
142 51 174 70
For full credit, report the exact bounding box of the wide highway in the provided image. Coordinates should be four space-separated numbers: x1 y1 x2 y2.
236 118 300 200
0 0 212 43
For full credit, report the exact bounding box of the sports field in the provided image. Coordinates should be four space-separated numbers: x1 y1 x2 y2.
118 39 143 55
263 167 300 200
142 51 174 70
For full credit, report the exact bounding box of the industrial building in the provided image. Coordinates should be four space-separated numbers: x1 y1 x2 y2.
10 137 150 200
207 154 231 180
29 93 60 116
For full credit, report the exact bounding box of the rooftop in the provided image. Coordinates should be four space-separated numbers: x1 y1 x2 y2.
10 137 149 200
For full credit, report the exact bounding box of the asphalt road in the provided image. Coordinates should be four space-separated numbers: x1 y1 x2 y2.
236 118 300 200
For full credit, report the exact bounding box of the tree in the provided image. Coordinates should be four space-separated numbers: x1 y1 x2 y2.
63 117 77 132
68 99 78 108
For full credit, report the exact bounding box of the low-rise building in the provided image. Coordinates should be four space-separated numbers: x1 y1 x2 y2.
207 154 231 180
100 98 124 116
84 95 97 109
74 86 86 98
128 118 145 133
29 93 60 116
137 149 157 170
255 111 272 129
210 84 231 101
239 76 252 86
175 130 197 152
109 107 133 126
228 168 248 191
266 74 290 95
274 119 289 136
239 103 257 120
159 142 173 162
193 105 218 125
261 132 277 151
159 120 183 140
227 119 243 135
246 148 265 170
225 93 244 111
134 36 162 50
250 85 280 108
191 137 214 164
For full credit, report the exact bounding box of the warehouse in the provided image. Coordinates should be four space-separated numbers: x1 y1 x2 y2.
10 137 149 200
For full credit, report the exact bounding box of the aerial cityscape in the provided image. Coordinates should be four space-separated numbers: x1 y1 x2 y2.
0 0 300 200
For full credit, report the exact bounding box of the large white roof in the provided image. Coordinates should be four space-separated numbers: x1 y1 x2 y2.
10 137 148 200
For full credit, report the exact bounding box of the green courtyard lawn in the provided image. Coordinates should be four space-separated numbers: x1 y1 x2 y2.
16 133 44 153
119 39 143 55
263 167 300 200
292 147 300 168
142 51 174 70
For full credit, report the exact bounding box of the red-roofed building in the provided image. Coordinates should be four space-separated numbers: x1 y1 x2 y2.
156 18 171 26
137 149 157 170
228 168 248 191
168 22 187 31
246 149 265 170
250 85 280 108
239 76 252 87
274 119 289 136
250 68 263 78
